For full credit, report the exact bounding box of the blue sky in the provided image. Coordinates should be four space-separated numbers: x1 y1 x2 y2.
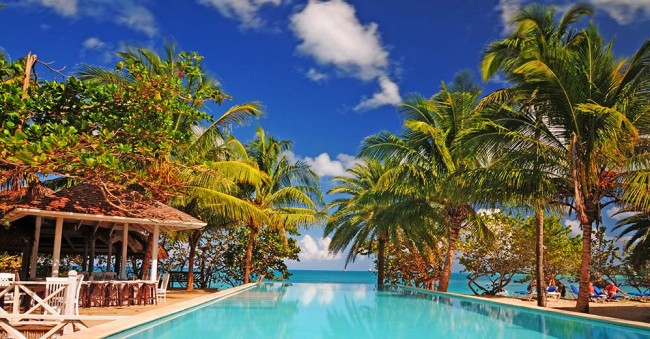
2 0 649 271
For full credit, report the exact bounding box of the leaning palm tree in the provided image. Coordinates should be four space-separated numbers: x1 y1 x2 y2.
360 77 488 292
479 3 650 312
241 127 323 284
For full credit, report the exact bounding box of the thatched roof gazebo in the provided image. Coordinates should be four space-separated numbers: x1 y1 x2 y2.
0 183 205 282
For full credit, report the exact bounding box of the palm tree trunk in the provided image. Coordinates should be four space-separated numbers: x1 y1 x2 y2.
439 226 460 292
377 236 386 287
186 230 201 292
535 206 546 307
244 224 259 284
140 233 155 279
575 217 593 313
571 142 596 313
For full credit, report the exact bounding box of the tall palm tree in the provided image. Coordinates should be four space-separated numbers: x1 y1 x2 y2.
360 78 488 292
242 127 323 283
614 212 650 268
479 3 650 312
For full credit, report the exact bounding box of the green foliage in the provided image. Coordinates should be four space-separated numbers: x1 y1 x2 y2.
381 233 445 289
162 225 299 288
460 213 581 295
460 213 529 295
589 226 623 285
1 49 224 198
523 215 582 281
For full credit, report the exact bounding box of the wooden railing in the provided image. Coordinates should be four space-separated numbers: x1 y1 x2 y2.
0 271 122 339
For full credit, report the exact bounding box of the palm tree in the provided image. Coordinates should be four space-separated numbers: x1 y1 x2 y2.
242 127 323 283
325 159 432 286
360 77 488 292
614 212 650 269
479 3 650 312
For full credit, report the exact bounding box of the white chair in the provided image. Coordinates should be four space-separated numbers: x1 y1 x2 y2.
45 277 68 314
157 273 170 302
0 273 17 308
74 274 84 315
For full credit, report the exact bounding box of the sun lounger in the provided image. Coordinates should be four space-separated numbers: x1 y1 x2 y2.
570 285 605 302
546 286 561 301
628 292 650 301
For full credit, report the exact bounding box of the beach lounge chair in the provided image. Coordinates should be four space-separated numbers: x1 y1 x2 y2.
546 286 561 301
570 284 605 302
595 285 629 302
628 292 650 301
514 290 534 301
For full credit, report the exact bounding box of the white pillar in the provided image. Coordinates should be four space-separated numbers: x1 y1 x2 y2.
150 225 160 282
52 218 63 277
29 217 42 279
121 223 129 279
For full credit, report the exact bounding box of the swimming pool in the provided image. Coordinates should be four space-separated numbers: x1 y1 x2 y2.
108 283 650 338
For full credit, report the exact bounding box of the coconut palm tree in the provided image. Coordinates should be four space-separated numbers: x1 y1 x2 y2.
360 77 488 292
479 3 650 312
614 212 650 268
241 127 323 284
325 158 434 286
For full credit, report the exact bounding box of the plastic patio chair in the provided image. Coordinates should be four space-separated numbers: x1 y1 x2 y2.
546 286 561 301
74 274 84 315
46 277 68 314
0 273 17 308
157 273 170 302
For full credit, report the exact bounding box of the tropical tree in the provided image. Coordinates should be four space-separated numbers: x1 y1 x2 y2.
325 158 433 286
79 43 269 282
614 212 650 269
241 127 322 283
360 76 488 292
478 3 650 312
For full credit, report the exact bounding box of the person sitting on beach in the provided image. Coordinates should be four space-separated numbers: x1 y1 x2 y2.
604 282 627 301
588 282 597 301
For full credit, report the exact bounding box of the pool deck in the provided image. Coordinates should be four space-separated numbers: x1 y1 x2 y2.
62 283 256 338
402 286 650 329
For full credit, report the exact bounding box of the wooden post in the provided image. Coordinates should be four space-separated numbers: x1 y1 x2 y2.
89 236 96 274
52 218 63 277
63 270 77 334
30 217 42 279
121 224 129 279
106 233 113 272
82 236 88 272
150 225 160 282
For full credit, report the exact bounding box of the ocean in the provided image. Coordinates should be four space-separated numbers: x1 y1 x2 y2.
282 270 533 296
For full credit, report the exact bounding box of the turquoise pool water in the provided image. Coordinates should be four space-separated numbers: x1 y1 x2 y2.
110 283 650 339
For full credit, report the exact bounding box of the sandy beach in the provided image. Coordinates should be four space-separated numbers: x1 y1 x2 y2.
479 295 650 324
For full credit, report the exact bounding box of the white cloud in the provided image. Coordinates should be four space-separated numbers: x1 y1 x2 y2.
304 153 358 177
284 151 358 178
588 0 650 25
354 76 401 111
496 0 650 33
496 0 523 34
297 235 341 261
306 68 327 82
291 0 401 110
605 206 638 221
116 5 157 37
291 0 388 81
197 0 283 28
82 37 105 50
563 218 582 236
39 0 77 16
24 0 158 36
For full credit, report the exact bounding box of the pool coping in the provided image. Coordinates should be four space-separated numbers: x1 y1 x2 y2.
62 283 258 338
399 285 650 331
